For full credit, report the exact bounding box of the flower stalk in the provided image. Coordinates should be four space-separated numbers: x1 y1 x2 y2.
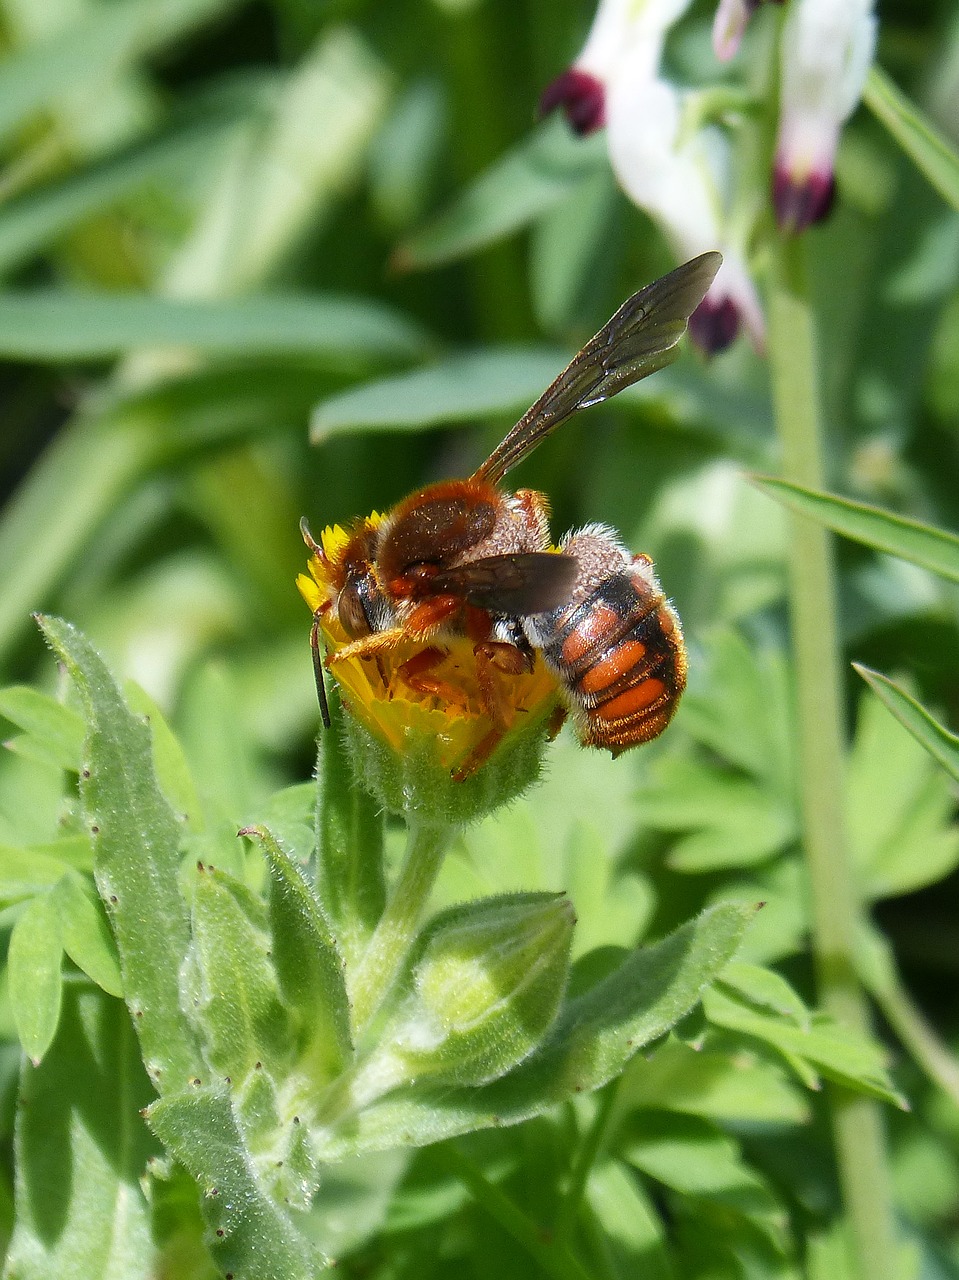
348 817 450 1035
767 234 898 1280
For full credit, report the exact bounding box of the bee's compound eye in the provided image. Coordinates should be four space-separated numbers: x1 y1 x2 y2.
337 581 372 638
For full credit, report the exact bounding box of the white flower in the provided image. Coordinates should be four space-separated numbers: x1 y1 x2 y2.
712 0 780 63
605 61 765 352
540 0 765 353
774 0 877 232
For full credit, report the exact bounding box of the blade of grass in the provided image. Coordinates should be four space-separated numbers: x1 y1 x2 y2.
750 476 959 583
863 65 959 214
0 119 238 276
0 291 427 361
853 665 959 783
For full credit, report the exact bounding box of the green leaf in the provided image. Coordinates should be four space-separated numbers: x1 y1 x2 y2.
147 1087 327 1279
853 664 959 784
864 65 959 214
0 119 239 277
586 1161 674 1280
0 685 85 772
847 683 959 898
618 1037 810 1126
185 866 296 1089
317 903 754 1157
178 662 263 842
38 615 202 1092
622 1112 778 1211
8 892 63 1063
4 988 158 1279
311 347 568 441
181 867 327 1209
0 0 241 147
0 291 427 362
702 986 905 1107
529 170 619 332
718 962 810 1029
316 708 386 969
675 632 796 794
640 757 797 873
0 838 92 905
248 826 352 1081
144 1162 220 1280
51 871 123 998
124 681 204 832
368 79 447 231
750 476 959 582
393 116 607 271
165 28 389 299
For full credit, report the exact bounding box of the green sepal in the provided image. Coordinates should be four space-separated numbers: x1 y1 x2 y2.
316 702 385 968
340 690 560 827
363 892 574 1093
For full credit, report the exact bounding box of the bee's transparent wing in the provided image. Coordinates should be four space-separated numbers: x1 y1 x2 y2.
472 252 721 486
430 552 578 615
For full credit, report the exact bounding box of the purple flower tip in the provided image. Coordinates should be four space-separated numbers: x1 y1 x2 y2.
772 167 836 235
689 296 740 356
539 68 606 136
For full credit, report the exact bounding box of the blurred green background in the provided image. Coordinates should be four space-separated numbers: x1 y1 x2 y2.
0 0 957 1274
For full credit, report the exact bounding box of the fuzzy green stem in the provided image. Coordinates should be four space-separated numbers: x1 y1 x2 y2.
444 1145 595 1280
767 235 898 1280
348 818 449 1034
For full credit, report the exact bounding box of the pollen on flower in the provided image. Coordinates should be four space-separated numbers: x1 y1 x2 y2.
297 522 562 780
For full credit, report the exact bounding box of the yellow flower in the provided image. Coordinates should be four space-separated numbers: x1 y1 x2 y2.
297 519 562 817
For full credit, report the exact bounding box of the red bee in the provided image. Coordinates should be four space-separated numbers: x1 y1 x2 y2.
302 252 720 773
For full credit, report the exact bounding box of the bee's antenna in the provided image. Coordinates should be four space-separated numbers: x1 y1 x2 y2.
300 515 326 563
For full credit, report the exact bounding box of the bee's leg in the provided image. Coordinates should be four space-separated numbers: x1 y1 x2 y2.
325 628 410 665
474 640 534 727
451 641 534 782
396 646 469 711
403 596 461 638
451 725 505 782
512 488 552 547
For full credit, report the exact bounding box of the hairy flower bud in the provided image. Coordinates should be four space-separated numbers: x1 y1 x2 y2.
352 894 574 1099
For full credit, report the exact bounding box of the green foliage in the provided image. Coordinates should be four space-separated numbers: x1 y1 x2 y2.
5 619 775 1275
0 0 955 1276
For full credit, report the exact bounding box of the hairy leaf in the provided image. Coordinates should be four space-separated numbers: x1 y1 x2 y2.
4 988 157 1278
38 615 202 1092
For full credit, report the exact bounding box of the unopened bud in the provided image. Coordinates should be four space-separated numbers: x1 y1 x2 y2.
355 894 574 1099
